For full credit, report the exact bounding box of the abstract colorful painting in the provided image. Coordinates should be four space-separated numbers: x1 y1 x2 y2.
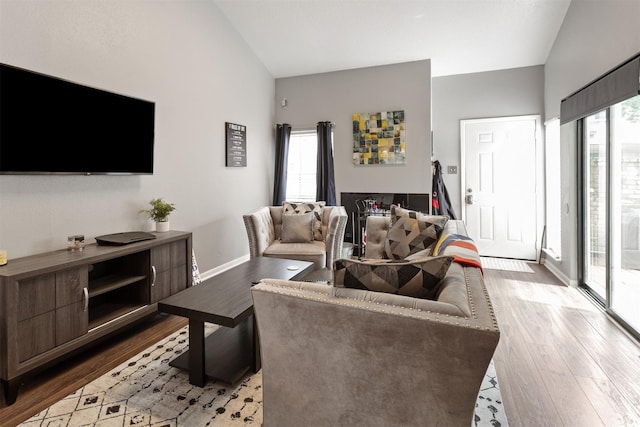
352 110 405 165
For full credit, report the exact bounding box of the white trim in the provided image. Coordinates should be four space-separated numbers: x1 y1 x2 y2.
542 258 578 287
542 247 561 261
200 254 250 281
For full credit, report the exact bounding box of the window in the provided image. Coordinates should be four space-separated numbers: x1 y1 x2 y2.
544 118 561 258
285 130 317 202
580 95 640 337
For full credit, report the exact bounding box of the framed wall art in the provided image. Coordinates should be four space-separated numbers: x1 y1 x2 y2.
225 122 247 167
352 110 405 165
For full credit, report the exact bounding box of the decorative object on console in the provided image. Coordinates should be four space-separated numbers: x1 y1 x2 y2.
0 249 7 266
66 234 85 251
139 197 175 232
352 110 405 165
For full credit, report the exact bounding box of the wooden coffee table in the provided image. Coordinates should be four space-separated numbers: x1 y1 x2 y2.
158 257 314 387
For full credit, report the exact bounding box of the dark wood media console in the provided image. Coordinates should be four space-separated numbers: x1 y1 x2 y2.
0 230 192 405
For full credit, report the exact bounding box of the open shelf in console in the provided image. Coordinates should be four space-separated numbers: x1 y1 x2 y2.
89 273 147 298
88 251 150 329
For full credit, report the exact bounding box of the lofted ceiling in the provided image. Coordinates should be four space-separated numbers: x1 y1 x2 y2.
213 0 572 78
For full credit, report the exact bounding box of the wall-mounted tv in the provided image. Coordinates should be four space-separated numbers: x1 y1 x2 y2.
0 63 155 175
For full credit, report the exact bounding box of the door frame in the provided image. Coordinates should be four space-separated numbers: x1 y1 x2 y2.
459 115 545 260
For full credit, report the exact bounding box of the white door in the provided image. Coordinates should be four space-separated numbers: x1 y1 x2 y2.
461 116 539 260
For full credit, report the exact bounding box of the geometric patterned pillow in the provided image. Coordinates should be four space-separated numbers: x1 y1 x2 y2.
389 204 449 227
333 256 454 300
384 205 449 260
283 201 326 241
384 215 444 260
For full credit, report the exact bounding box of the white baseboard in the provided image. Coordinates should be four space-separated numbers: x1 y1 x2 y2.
199 254 250 281
542 259 578 287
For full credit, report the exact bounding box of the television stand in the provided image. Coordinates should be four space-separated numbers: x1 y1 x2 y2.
0 230 192 405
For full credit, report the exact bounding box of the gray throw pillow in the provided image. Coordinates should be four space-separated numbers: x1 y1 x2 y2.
283 201 325 241
280 212 314 243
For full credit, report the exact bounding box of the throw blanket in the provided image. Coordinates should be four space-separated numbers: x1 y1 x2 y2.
432 233 483 273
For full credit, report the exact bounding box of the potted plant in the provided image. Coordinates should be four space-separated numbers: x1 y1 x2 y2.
140 198 176 232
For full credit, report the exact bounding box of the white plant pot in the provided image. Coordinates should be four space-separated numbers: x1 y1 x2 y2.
155 221 170 232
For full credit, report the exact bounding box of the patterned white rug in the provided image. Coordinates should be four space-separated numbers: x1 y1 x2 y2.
20 326 508 427
481 257 535 273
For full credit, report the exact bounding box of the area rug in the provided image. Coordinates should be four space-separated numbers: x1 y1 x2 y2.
481 256 535 273
20 326 508 427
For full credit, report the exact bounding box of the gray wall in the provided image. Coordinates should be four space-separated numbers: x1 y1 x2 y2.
543 0 640 284
0 1 275 272
432 66 545 218
275 60 432 199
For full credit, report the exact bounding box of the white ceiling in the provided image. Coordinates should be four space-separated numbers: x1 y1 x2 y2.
213 0 571 78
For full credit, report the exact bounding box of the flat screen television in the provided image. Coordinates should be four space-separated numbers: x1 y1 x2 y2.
0 63 155 174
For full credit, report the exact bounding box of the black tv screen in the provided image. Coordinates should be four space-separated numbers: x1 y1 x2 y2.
0 63 155 174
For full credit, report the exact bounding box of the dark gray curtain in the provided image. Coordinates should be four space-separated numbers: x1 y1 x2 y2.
316 121 336 205
273 123 291 205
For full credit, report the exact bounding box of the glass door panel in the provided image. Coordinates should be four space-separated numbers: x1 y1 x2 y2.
610 95 640 331
584 112 608 301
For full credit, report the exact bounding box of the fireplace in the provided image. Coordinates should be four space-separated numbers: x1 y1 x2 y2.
340 192 430 256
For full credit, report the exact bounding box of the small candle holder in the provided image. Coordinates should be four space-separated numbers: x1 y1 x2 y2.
67 235 85 251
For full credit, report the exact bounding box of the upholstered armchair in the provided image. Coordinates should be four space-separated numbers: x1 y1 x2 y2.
242 202 348 271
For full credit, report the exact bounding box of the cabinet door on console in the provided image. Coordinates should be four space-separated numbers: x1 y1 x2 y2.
17 275 56 362
150 240 189 303
170 239 188 294
150 245 172 302
56 266 89 345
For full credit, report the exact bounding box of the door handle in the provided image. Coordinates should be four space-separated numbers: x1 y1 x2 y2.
83 287 89 312
151 265 157 287
466 188 474 205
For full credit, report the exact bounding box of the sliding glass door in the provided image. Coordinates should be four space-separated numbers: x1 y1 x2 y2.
583 112 607 303
610 96 640 333
581 95 640 336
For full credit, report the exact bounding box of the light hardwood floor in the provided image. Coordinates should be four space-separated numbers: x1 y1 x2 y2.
1 264 639 426
487 263 640 427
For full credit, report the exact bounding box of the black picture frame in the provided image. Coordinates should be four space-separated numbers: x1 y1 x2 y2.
225 122 246 167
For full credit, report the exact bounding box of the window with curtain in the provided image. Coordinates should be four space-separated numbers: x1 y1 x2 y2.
562 53 639 340
285 130 317 202
544 118 561 259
